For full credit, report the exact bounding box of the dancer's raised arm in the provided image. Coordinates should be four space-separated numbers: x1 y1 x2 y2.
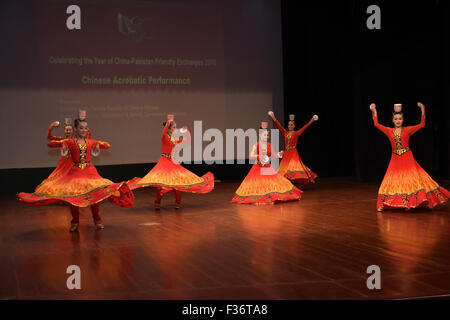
162 118 173 137
268 111 287 136
370 103 390 135
295 115 318 136
407 102 426 136
47 121 64 141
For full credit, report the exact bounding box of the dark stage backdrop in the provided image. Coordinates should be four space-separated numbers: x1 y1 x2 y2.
281 0 450 182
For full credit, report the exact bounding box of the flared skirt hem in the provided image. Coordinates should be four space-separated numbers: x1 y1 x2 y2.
232 187 302 204
128 172 214 195
377 187 450 210
285 170 318 185
18 182 134 208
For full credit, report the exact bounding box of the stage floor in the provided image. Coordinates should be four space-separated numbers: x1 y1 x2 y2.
1 178 450 300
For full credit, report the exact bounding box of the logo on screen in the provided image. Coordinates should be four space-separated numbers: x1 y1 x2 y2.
117 13 151 42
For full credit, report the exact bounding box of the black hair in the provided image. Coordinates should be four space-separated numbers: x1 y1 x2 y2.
74 118 87 128
163 121 174 129
392 111 404 119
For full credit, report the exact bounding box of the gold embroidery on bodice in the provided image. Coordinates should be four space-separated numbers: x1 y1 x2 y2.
392 128 410 156
75 140 90 169
257 143 270 166
286 131 296 151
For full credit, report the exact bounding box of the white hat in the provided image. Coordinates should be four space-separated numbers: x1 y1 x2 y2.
78 110 87 120
394 104 402 112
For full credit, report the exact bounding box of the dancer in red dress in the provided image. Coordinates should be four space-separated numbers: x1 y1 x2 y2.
18 111 134 231
268 111 318 187
36 118 75 189
43 118 93 187
232 121 302 204
128 115 214 209
370 102 450 211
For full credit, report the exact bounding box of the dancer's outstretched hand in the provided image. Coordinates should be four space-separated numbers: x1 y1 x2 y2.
370 103 376 112
61 142 69 157
51 121 59 127
417 102 425 113
312 115 319 121
268 111 274 118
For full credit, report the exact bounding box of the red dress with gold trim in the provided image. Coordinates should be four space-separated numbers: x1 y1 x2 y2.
34 125 74 189
273 119 317 186
18 138 134 208
232 142 302 204
128 121 214 194
373 111 450 210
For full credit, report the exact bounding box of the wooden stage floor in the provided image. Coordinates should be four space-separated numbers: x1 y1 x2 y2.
1 178 450 300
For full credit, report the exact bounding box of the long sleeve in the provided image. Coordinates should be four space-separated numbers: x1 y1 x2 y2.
161 120 174 147
273 118 287 136
47 125 64 141
407 112 426 136
372 113 390 136
295 120 313 137
93 140 110 150
162 120 171 138
48 140 65 148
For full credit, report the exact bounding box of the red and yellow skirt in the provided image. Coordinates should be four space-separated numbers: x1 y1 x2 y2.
232 162 302 204
377 151 450 210
34 156 73 191
277 149 317 186
128 156 214 195
18 164 134 208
